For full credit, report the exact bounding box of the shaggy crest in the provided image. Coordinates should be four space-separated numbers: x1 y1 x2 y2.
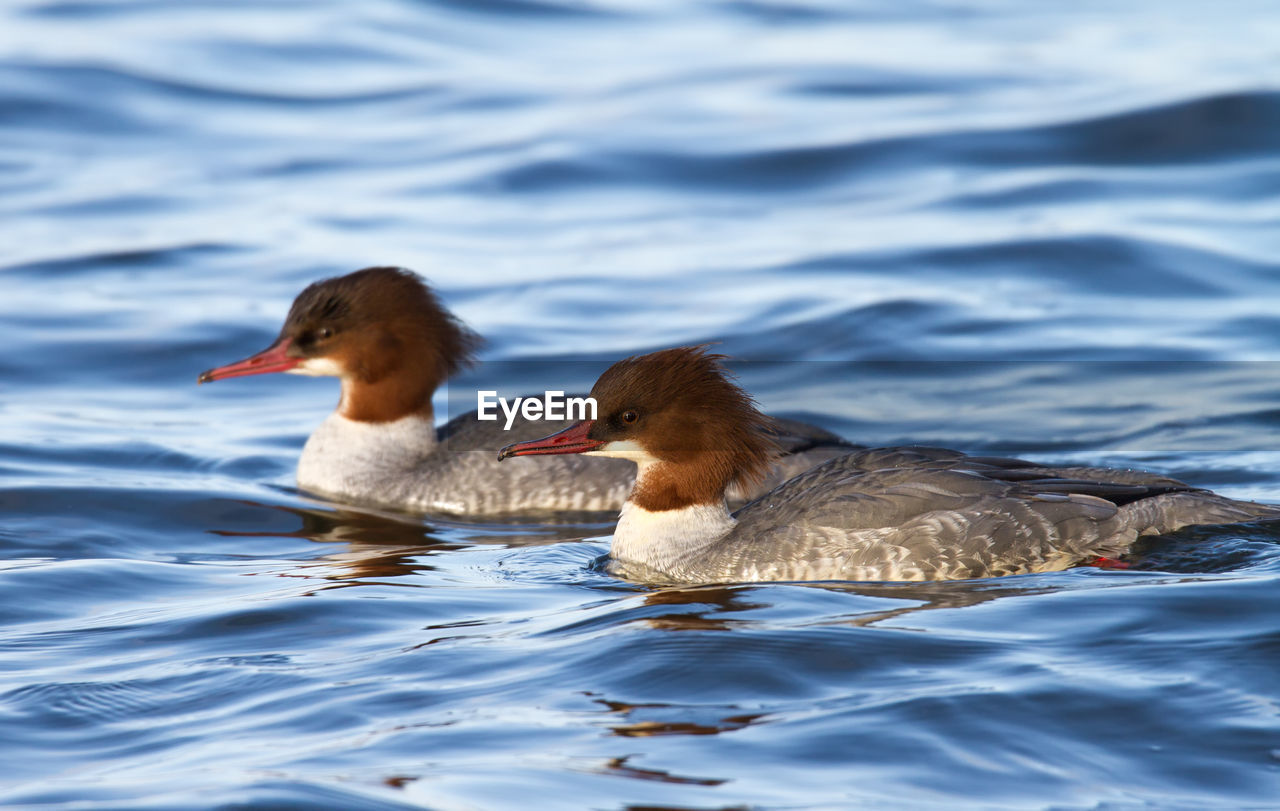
286 267 481 383
282 267 482 421
588 346 780 508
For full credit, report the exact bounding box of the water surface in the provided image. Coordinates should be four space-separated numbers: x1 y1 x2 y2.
3 0 1280 807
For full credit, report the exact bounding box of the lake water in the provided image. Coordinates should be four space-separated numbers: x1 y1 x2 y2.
4 0 1280 807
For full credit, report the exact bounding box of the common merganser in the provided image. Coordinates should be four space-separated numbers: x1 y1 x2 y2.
197 267 852 515
498 346 1279 582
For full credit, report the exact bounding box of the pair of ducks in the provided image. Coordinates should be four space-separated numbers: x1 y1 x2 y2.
200 267 1276 583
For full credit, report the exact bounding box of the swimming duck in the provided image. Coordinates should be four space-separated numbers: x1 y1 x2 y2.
499 346 1278 581
199 268 852 515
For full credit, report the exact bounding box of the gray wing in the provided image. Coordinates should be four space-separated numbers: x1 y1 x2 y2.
716 464 1126 581
707 450 1278 582
797 445 1190 487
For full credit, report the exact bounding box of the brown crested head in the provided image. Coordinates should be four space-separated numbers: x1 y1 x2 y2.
281 267 482 421
585 346 779 510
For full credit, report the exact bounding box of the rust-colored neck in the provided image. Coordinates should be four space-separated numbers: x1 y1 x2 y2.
339 374 436 423
630 457 733 512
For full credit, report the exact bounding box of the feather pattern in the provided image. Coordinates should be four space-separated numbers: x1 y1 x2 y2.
298 407 852 515
608 447 1280 583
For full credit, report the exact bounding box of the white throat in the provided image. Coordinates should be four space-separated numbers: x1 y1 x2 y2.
286 357 345 378
284 358 360 417
608 459 736 578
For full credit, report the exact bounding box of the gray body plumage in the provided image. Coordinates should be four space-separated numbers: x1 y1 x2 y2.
610 446 1279 583
298 407 853 516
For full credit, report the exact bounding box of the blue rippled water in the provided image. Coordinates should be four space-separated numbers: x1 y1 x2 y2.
4 0 1280 807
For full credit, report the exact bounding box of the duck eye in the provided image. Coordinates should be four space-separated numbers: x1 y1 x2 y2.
621 410 639 424
317 327 333 340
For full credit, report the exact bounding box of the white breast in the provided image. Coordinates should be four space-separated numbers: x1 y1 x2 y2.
297 413 437 502
610 500 736 575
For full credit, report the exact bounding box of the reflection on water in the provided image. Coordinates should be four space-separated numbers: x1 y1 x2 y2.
598 755 728 787
594 695 767 739
628 586 770 632
210 499 616 582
